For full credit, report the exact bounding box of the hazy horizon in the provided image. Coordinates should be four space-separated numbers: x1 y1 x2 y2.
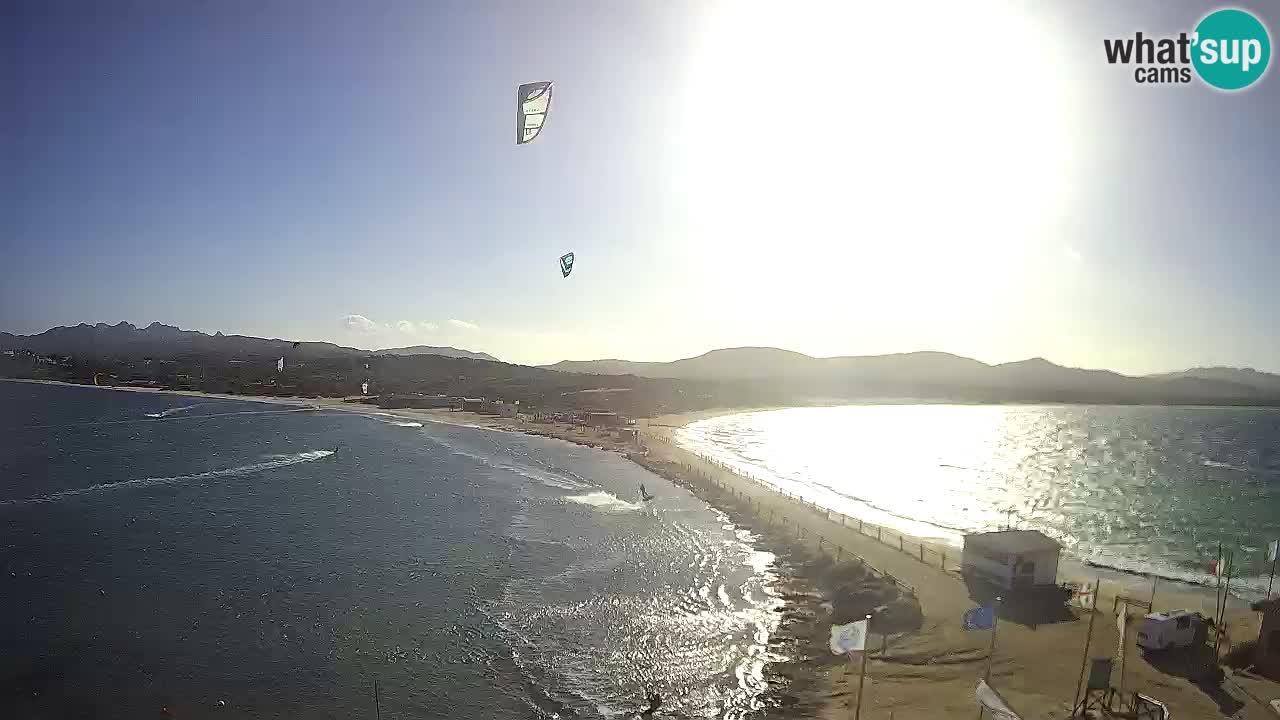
6 0 1279 373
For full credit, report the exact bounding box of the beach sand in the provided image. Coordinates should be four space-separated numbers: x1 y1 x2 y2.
11 380 1280 718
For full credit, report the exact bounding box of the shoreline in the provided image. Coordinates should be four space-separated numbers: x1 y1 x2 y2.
10 379 1278 717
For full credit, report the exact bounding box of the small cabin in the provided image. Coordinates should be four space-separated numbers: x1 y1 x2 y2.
1250 597 1280 679
961 530 1061 591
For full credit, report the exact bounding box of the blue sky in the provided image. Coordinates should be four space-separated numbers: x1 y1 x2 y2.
3 0 1278 372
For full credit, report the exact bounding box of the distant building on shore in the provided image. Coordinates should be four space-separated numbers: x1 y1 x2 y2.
585 411 623 428
379 393 451 409
961 530 1061 591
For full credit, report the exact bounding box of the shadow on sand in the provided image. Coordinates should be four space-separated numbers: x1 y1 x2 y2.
961 574 1077 629
1142 644 1244 716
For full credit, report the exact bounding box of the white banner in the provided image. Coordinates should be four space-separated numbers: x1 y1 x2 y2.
830 619 869 654
976 679 1022 720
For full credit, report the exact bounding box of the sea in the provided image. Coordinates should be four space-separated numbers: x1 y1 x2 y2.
0 381 782 720
678 404 1280 600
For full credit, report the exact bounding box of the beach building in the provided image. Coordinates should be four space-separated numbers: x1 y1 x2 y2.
1250 597 1280 679
462 397 485 413
586 411 623 428
379 393 451 409
961 530 1061 591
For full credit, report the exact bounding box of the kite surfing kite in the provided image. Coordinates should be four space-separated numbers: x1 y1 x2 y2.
559 252 575 278
516 81 553 144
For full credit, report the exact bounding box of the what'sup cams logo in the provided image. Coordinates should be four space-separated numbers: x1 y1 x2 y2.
1104 7 1271 90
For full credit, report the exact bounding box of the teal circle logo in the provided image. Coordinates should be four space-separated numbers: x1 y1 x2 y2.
1192 8 1271 90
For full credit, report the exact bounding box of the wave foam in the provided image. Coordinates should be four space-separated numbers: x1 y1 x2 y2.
143 403 213 419
3 450 334 507
565 491 641 512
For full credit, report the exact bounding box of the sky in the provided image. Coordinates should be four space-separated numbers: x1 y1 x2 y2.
3 0 1279 372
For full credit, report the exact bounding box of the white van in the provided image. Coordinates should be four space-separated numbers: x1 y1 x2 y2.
1136 609 1205 651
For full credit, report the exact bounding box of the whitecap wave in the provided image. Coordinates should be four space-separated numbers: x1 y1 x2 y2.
143 403 213 419
391 421 423 428
2 450 334 507
565 491 641 512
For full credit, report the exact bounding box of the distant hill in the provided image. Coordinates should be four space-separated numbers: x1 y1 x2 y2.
1150 367 1280 394
372 345 497 362
544 347 1280 405
0 322 497 362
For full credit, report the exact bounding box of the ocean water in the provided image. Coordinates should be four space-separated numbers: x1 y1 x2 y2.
677 404 1280 599
0 382 781 719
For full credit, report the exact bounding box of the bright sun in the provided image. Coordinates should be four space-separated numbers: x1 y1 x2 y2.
676 1 1082 332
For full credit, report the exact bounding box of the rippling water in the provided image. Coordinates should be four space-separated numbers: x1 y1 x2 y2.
678 404 1280 598
0 382 781 719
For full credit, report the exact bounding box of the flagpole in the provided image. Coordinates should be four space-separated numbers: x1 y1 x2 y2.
1216 552 1234 657
855 613 872 720
1214 541 1224 623
1072 578 1100 711
1268 540 1277 597
984 597 1002 682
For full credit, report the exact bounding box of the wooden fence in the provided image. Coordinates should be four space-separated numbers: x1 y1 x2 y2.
644 431 970 598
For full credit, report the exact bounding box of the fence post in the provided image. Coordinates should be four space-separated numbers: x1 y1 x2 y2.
877 527 882 542
942 551 947 570
819 535 825 554
919 545 925 563
899 536 904 553
837 545 843 561
859 519 864 533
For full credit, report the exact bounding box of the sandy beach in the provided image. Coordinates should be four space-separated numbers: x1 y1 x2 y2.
10 379 1280 718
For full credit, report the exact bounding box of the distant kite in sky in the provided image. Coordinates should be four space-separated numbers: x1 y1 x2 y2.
517 82 553 144
560 252 575 278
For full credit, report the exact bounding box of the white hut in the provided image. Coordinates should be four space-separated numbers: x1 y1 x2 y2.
961 530 1061 591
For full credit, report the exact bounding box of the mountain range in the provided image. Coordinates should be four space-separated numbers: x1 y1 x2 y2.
0 322 497 362
544 347 1280 403
7 323 1280 406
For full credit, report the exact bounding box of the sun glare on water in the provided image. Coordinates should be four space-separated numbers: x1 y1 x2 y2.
677 1 1082 341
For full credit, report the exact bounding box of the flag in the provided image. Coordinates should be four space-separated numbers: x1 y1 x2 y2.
1115 601 1128 687
976 679 1023 720
1072 581 1095 609
1267 540 1279 563
829 619 869 654
963 605 995 631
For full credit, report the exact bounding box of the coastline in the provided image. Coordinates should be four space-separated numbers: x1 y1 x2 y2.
637 417 1274 719
9 379 1277 717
